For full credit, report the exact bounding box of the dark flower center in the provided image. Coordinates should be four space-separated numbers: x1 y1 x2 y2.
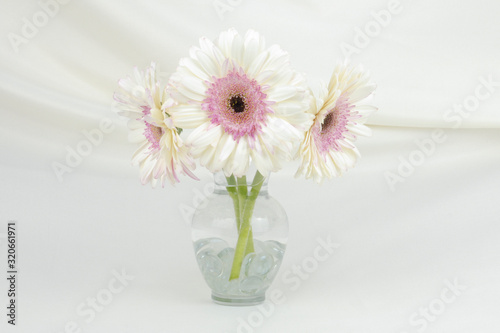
321 112 337 134
230 95 245 113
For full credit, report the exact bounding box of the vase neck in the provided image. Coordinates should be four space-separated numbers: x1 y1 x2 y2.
214 171 269 195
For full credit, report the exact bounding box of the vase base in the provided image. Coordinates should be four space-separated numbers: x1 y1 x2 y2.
211 293 265 306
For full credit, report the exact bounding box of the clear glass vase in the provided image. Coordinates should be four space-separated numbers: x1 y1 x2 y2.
191 171 288 306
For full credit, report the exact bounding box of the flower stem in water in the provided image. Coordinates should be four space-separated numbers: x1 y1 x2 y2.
229 171 265 280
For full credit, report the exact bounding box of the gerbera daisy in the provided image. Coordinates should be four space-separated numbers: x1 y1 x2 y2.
296 63 377 183
113 63 197 186
168 29 313 177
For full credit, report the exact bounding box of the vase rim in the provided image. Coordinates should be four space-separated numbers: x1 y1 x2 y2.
213 170 269 188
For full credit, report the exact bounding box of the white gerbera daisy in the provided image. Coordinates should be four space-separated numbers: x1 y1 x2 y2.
114 63 197 186
296 63 377 183
168 29 313 177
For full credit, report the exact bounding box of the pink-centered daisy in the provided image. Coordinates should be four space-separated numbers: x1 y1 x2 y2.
113 63 197 186
296 63 377 183
168 29 313 177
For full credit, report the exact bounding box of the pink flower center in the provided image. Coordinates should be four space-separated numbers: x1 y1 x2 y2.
313 96 356 154
202 69 272 141
142 106 164 152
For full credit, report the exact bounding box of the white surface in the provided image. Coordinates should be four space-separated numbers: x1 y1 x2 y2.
1 1 500 332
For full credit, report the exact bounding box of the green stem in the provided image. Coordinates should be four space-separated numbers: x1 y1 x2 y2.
225 175 240 230
235 175 255 255
229 171 265 280
236 175 247 227
244 226 255 256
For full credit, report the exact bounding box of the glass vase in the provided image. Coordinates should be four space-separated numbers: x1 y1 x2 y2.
191 171 288 306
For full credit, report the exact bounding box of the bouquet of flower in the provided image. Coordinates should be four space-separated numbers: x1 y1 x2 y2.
114 29 376 282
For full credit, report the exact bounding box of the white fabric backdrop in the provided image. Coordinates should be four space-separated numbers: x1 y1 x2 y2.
1 1 499 332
